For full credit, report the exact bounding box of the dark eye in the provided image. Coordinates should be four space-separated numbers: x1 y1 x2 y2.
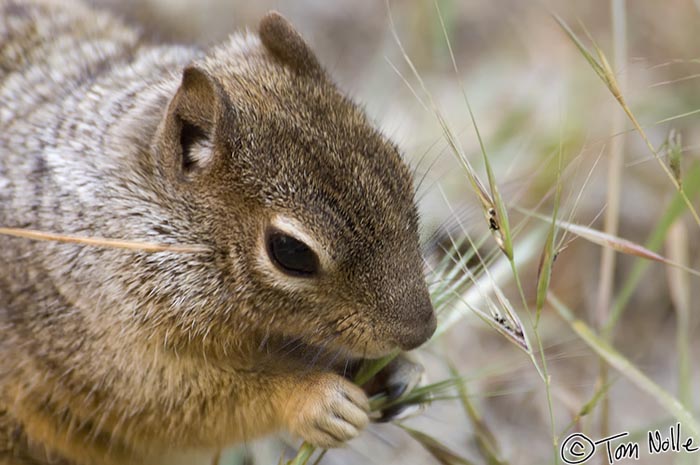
266 229 319 277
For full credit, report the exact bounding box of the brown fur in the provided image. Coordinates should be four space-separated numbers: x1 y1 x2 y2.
0 1 436 464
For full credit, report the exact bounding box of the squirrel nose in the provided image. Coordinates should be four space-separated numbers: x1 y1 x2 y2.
396 298 436 351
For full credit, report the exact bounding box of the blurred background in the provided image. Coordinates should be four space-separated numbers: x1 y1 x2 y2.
90 1 700 463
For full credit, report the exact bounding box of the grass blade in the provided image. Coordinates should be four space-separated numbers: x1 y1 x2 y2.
553 14 700 228
386 2 510 258
521 210 700 278
606 162 700 335
0 227 207 253
666 220 692 411
286 444 315 465
535 135 564 324
401 426 478 465
558 220 700 277
434 0 513 260
449 362 505 465
549 293 700 439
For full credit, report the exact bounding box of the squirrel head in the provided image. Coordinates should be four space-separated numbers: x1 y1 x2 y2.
155 12 435 359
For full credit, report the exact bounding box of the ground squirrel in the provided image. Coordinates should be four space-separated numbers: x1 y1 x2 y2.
0 1 437 464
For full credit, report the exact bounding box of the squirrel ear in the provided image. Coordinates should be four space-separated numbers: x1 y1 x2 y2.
259 11 323 77
161 65 225 175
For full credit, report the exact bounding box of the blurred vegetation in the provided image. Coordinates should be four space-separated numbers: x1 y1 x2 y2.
91 1 700 464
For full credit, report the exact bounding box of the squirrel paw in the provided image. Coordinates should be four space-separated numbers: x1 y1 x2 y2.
289 373 370 448
365 353 428 423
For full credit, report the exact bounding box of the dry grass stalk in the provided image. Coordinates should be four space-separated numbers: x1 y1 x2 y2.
0 227 207 253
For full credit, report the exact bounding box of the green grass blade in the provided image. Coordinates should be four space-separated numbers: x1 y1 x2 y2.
286 443 315 465
354 351 400 386
605 162 700 335
535 137 563 324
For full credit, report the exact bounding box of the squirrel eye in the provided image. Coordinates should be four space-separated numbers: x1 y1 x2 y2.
265 229 319 277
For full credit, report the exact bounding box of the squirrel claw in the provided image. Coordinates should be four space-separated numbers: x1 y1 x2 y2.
369 353 428 423
289 373 370 448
